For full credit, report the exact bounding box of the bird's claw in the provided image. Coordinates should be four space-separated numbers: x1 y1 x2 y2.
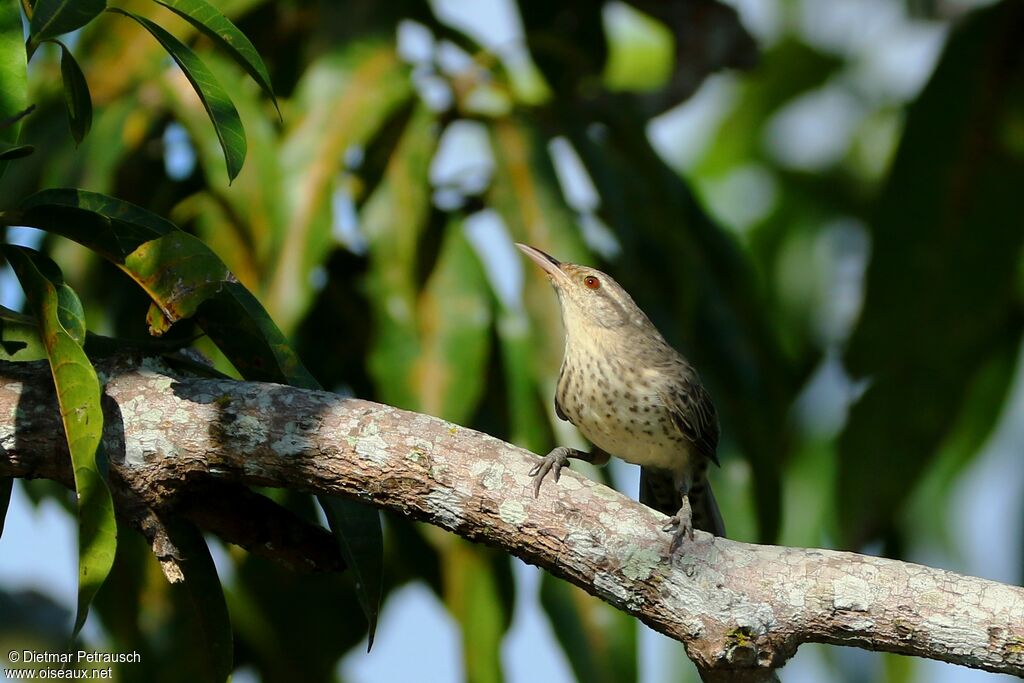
664 496 694 555
530 448 571 497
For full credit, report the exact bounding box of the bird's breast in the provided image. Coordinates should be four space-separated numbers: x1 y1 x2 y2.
557 350 692 473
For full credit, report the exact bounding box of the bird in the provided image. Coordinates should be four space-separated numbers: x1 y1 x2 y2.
517 243 725 552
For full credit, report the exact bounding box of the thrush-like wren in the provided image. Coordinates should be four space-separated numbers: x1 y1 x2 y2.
518 244 725 552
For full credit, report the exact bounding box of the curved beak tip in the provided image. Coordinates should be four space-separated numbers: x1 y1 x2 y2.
516 243 564 281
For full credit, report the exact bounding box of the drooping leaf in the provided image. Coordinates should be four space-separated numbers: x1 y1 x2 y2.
0 477 11 540
4 189 384 644
108 8 247 181
54 40 93 144
321 497 382 649
29 0 106 42
124 231 231 334
154 0 279 115
540 573 637 683
1 246 118 638
361 105 442 409
411 218 493 424
0 0 28 179
1 304 48 360
837 2 1024 545
271 41 412 331
161 519 234 683
0 141 33 160
441 542 513 683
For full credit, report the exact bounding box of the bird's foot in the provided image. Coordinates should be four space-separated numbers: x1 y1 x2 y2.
663 495 694 555
529 447 574 497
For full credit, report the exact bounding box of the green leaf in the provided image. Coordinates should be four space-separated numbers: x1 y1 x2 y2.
0 141 33 159
361 105 441 410
153 0 279 116
0 0 28 179
271 41 412 331
1 246 118 638
837 2 1024 545
321 498 382 649
123 231 231 334
29 0 105 42
0 478 11 540
54 40 92 144
108 8 246 181
1 304 48 360
540 574 637 683
5 190 385 644
410 218 492 423
160 519 233 683
442 542 513 683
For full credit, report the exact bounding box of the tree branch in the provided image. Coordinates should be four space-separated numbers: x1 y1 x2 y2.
1 357 1022 679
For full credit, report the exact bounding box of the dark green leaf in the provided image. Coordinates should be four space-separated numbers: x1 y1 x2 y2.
123 231 230 334
1 246 118 638
154 0 280 116
54 40 92 144
6 190 384 642
0 304 47 360
0 0 28 179
29 0 105 42
321 497 381 649
0 478 11 540
108 8 246 181
540 573 637 683
161 519 234 683
272 41 412 331
838 2 1024 545
0 141 33 160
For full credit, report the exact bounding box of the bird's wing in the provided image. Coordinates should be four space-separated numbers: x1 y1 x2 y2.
659 378 720 465
554 365 569 422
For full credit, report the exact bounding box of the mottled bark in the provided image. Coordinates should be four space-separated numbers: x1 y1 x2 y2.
1 358 1022 679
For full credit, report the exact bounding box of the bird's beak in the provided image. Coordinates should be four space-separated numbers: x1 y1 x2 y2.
516 243 570 286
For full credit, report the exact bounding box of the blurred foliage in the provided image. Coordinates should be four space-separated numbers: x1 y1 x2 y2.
1 1 1023 682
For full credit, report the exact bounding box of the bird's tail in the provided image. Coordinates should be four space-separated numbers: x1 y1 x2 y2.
691 482 726 538
639 468 726 537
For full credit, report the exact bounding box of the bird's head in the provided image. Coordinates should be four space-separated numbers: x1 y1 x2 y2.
516 243 650 333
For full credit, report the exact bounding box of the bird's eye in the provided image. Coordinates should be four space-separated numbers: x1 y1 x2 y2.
583 275 600 290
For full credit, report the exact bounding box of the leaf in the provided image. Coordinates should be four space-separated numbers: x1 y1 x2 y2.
108 8 246 181
54 40 93 144
0 0 28 179
123 231 231 334
0 141 33 160
6 190 385 644
271 41 412 331
410 218 492 424
441 542 512 683
1 246 118 638
540 573 637 683
161 519 234 683
321 498 382 649
837 2 1024 545
0 478 11 540
1 304 48 360
153 0 279 116
29 0 106 42
361 105 441 410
